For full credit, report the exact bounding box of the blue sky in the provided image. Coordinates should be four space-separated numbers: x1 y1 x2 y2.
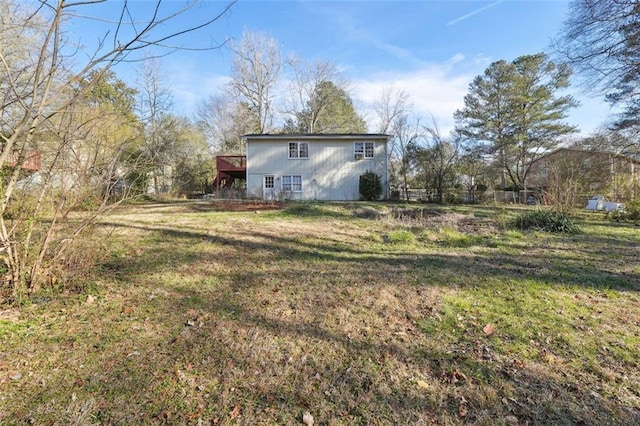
72 0 614 136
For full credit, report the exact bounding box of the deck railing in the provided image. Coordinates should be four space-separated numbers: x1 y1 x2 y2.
216 155 246 172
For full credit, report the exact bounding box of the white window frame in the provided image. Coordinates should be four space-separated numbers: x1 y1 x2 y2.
282 175 303 192
288 141 309 159
354 141 374 160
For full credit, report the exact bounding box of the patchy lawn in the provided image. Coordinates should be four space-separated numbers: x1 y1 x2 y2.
1 201 639 425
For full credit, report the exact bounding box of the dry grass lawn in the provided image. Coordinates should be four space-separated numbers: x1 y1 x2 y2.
1 201 639 425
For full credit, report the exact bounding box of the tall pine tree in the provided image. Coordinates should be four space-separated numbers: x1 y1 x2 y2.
455 53 578 190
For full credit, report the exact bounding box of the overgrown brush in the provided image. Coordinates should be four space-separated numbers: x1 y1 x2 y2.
609 198 640 222
513 209 580 233
283 203 315 215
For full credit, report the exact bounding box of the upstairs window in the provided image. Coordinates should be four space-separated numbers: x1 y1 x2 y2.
289 142 309 159
355 141 374 160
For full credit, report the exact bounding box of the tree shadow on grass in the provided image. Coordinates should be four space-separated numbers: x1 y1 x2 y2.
10 214 629 423
15 282 636 424
100 280 640 423
98 219 640 293
6 213 640 423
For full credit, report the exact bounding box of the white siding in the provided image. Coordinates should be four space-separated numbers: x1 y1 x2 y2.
246 136 388 201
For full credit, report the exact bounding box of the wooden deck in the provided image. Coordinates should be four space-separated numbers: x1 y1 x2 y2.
213 155 246 191
6 151 41 171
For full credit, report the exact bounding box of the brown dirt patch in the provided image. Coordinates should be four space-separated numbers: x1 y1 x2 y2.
391 208 498 234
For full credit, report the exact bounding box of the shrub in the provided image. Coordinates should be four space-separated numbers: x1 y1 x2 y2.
359 171 383 201
513 209 580 233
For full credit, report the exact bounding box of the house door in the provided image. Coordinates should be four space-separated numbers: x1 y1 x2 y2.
263 175 276 200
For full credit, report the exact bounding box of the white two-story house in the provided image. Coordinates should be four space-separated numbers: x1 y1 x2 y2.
243 133 389 201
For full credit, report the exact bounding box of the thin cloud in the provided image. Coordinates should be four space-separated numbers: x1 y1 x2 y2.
371 39 428 67
352 55 476 136
447 0 504 26
304 1 426 66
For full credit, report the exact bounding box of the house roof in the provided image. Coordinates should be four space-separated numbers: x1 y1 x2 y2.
530 147 640 165
243 133 390 141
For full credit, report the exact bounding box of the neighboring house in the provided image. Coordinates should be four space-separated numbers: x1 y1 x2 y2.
527 148 640 202
243 133 389 201
6 150 41 171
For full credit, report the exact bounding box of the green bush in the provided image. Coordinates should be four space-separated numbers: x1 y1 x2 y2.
513 209 580 233
359 171 383 201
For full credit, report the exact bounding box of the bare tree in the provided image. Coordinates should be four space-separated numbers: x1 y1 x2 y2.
374 86 411 135
422 122 462 204
373 87 412 196
228 29 283 134
457 143 492 203
391 114 423 202
195 92 259 154
0 0 236 300
284 58 349 133
556 0 639 130
405 119 461 204
542 156 585 213
136 56 174 196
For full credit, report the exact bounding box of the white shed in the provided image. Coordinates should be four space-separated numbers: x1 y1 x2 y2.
244 133 389 201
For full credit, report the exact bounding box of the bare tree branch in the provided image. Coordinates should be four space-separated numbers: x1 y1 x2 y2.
0 0 235 299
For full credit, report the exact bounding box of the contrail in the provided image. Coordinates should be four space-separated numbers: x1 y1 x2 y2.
446 0 505 26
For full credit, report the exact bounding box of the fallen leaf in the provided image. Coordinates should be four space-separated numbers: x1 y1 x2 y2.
483 323 496 337
229 405 240 420
86 295 95 305
505 415 519 425
458 404 468 417
451 369 468 384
